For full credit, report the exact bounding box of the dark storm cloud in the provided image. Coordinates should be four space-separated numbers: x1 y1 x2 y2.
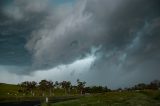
26 0 160 70
0 0 160 88
81 0 160 88
91 0 160 70
0 0 50 67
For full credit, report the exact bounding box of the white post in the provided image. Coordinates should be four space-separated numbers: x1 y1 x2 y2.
46 97 48 103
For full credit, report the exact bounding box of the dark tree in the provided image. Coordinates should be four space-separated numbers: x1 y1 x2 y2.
77 79 86 94
39 80 49 96
60 81 71 95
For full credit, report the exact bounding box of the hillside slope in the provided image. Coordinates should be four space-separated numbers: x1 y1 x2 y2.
0 83 18 97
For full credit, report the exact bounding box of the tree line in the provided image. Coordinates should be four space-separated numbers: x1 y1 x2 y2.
18 79 87 96
126 80 160 91
18 79 160 96
116 80 160 91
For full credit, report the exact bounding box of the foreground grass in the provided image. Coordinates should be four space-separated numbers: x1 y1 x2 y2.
42 91 160 106
1 83 160 105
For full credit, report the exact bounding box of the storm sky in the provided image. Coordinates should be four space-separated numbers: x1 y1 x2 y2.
0 0 160 89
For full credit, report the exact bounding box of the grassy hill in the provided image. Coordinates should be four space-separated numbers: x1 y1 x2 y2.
42 91 160 106
0 83 18 97
0 83 160 106
0 83 44 102
0 83 78 103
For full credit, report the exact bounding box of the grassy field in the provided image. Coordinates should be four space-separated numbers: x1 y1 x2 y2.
42 91 160 106
0 83 18 97
0 83 78 103
1 83 160 105
0 83 43 102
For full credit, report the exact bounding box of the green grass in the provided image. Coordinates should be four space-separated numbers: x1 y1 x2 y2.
0 83 45 102
42 91 160 106
0 83 19 97
1 83 160 105
0 83 78 103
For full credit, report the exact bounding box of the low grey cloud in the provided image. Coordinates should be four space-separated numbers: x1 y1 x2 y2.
0 0 160 88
